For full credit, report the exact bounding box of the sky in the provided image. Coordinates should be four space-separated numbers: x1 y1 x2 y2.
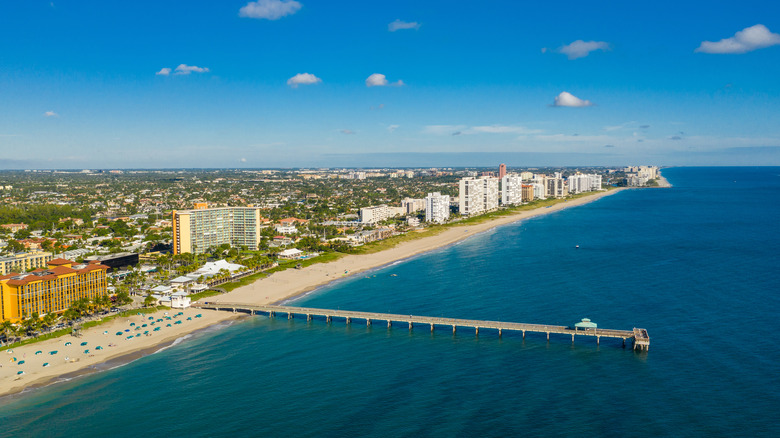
1 0 780 169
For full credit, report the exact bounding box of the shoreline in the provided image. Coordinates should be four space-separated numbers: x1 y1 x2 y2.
213 188 627 307
0 186 630 399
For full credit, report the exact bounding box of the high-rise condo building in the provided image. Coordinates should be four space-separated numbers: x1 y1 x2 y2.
568 174 603 194
459 176 499 215
499 163 507 180
501 174 523 205
425 192 451 223
521 184 535 202
172 206 264 254
0 258 108 322
545 177 568 198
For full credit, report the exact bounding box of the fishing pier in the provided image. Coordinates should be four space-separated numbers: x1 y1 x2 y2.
195 302 650 351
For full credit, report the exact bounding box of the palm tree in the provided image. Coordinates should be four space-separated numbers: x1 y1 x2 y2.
0 320 13 344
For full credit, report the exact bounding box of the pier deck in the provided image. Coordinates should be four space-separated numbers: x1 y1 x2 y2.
194 302 649 350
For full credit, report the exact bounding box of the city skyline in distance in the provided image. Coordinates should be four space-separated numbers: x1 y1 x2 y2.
2 0 780 169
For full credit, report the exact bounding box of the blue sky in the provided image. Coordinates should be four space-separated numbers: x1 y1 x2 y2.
1 0 780 168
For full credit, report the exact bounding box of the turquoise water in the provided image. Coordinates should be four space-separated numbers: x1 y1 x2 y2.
1 167 778 437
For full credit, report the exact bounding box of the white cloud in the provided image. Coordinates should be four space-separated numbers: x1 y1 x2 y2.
156 67 172 76
239 0 302 20
552 91 593 107
695 24 780 54
240 158 247 163
44 111 58 117
174 64 209 75
387 124 399 132
557 40 610 60
340 129 355 135
366 73 404 87
287 73 322 88
603 121 637 132
388 19 420 32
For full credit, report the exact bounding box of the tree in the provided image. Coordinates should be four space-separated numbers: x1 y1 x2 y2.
143 295 157 307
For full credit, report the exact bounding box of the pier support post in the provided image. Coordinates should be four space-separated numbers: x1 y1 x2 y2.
522 330 525 339
597 336 600 345
498 328 502 337
546 332 550 341
409 322 413 330
270 311 275 318
367 319 371 327
452 325 456 334
346 317 351 325
430 323 434 332
288 313 293 320
572 334 575 343
622 338 626 348
387 320 391 328
475 327 479 336
326 315 331 324
307 314 312 322
232 308 236 313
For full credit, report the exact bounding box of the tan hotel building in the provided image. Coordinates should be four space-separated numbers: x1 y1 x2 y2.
173 205 264 255
0 258 109 322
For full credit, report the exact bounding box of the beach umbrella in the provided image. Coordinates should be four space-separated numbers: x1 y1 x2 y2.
130 323 135 326
144 331 149 335
124 329 129 332
187 317 192 320
166 324 171 327
148 317 154 320
142 324 147 327
43 363 49 367
135 334 140 338
50 351 58 355
127 336 133 339
64 342 71 346
103 331 108 334
175 321 182 325
35 351 42 355
17 371 24 375
116 332 123 336
80 342 88 346
17 360 25 365
154 327 160 331
84 349 89 354
195 314 202 318
96 346 103 350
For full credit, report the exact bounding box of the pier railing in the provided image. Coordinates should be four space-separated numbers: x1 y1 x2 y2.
193 302 649 351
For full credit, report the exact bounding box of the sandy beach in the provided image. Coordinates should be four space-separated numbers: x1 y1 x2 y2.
1 187 627 398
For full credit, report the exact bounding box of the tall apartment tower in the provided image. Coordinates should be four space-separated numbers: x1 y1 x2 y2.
459 176 499 215
501 174 523 205
498 163 507 180
172 206 264 254
425 192 451 223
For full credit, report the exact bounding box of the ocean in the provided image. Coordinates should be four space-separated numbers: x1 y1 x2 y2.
1 167 778 437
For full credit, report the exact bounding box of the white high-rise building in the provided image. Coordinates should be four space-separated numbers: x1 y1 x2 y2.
482 176 499 211
459 176 499 215
459 177 484 216
425 192 450 223
531 183 546 200
501 174 523 206
568 174 603 194
360 205 390 223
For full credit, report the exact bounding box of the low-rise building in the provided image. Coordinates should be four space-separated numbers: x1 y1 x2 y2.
0 251 53 276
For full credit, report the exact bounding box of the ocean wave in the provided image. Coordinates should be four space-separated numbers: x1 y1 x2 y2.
153 334 192 354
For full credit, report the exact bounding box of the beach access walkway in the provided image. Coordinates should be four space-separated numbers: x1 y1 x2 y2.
193 302 650 351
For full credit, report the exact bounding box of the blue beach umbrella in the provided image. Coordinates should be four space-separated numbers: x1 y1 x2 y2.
35 351 42 355
49 351 58 355
17 360 25 365
80 342 87 346
116 332 123 336
17 371 24 375
84 349 89 354
43 363 49 367
64 342 71 346
96 346 103 350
